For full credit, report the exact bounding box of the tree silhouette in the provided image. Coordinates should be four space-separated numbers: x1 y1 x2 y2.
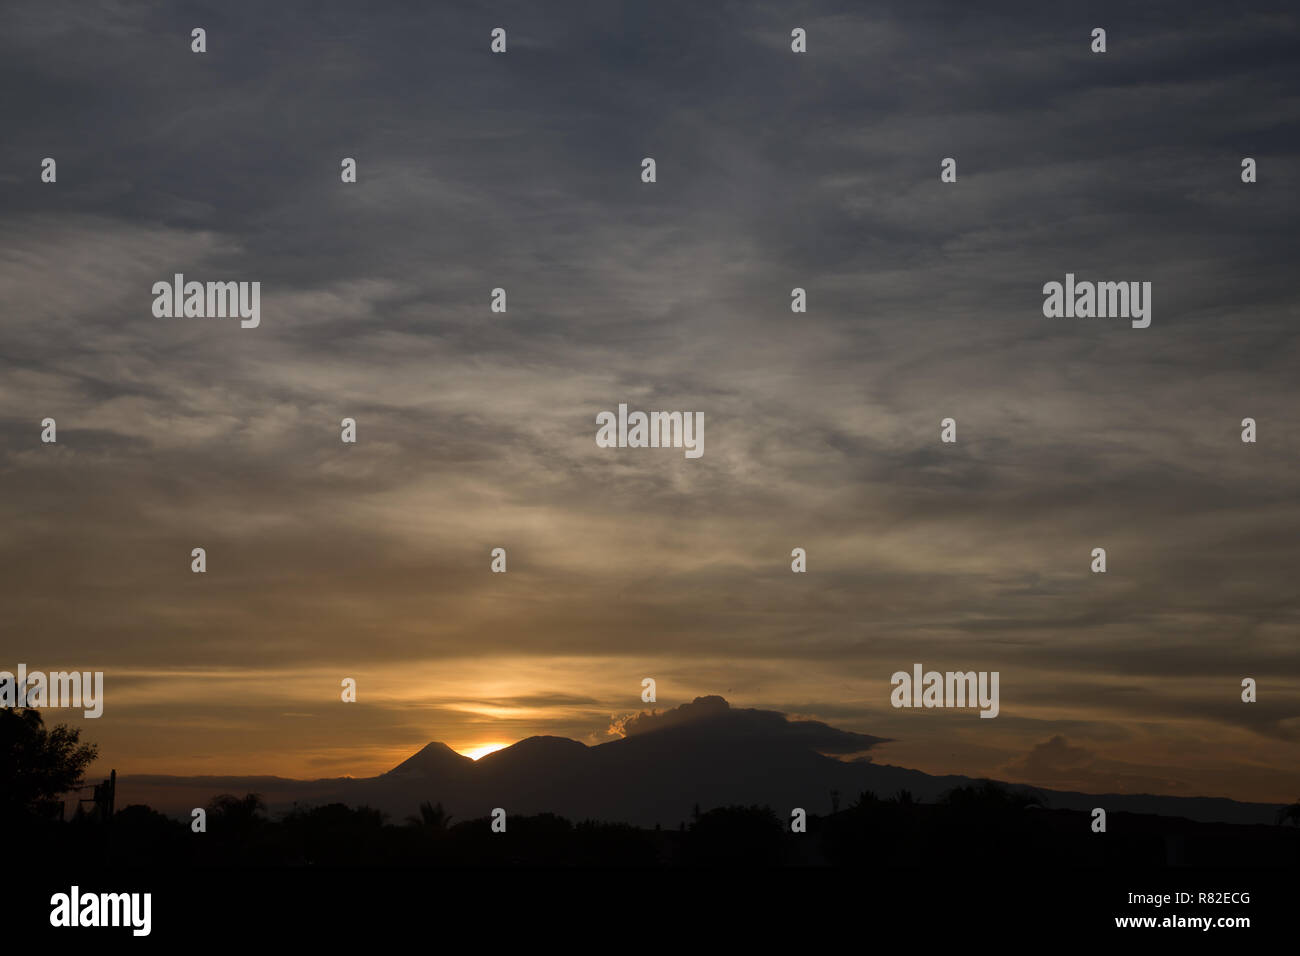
686 805 787 865
406 800 453 830
207 793 267 831
1276 798 1300 827
940 779 1045 811
0 707 98 821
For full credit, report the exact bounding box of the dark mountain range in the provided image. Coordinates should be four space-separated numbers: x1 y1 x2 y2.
116 696 1285 827
385 741 475 779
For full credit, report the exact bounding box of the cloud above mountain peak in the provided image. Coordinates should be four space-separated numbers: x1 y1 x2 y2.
610 695 890 756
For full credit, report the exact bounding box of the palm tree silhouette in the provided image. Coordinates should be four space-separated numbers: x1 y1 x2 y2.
406 800 453 830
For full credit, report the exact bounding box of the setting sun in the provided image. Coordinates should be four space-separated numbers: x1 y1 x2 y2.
458 742 510 761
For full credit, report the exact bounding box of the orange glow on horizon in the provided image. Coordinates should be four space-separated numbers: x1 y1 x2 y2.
458 742 510 761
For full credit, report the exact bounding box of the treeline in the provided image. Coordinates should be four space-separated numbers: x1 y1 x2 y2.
13 786 1300 867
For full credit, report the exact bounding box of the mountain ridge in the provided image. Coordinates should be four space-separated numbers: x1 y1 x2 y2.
110 697 1286 827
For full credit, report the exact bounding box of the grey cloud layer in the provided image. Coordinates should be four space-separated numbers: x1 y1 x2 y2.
2 1 1297 794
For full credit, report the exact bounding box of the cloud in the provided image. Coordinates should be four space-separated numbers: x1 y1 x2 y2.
0 0 1296 800
609 695 889 755
1000 736 1189 794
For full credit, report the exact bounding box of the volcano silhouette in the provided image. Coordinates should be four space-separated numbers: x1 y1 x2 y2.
118 696 1281 827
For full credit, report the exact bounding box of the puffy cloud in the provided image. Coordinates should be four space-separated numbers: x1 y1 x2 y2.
1001 736 1188 795
611 696 889 755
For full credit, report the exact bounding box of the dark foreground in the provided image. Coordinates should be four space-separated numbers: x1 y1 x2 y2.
5 786 1297 941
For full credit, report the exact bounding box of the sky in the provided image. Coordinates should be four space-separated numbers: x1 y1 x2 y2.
1 0 1298 804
